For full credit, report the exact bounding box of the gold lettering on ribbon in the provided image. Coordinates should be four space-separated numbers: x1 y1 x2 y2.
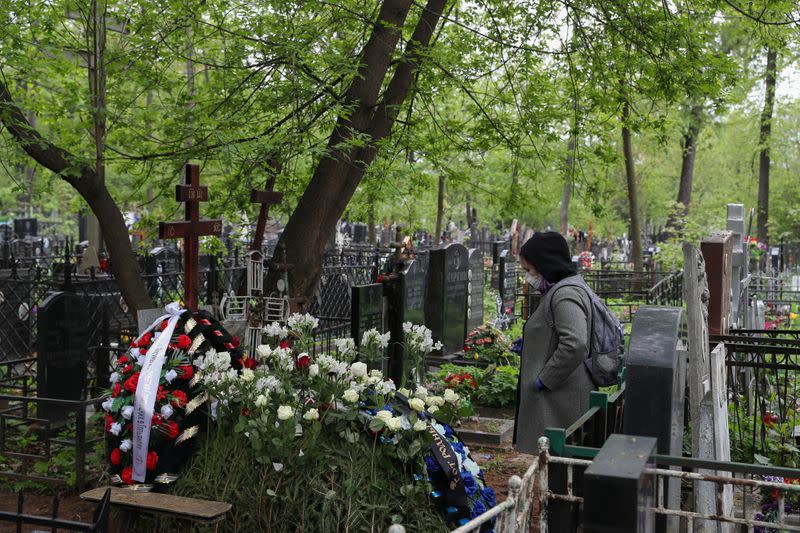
427 424 461 491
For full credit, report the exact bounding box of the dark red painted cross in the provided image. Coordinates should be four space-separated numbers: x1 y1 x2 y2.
249 158 284 252
159 163 222 312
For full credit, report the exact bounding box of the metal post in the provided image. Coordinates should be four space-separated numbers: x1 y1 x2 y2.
75 401 86 490
538 436 550 533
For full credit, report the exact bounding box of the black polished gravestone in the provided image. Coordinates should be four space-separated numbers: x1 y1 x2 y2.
385 258 427 384
351 283 385 348
36 292 90 424
465 248 485 333
622 305 684 533
583 434 657 533
498 249 518 315
14 218 38 239
490 241 509 289
402 259 427 327
425 243 469 354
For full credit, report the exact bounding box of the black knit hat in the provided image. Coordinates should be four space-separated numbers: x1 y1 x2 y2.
519 232 577 283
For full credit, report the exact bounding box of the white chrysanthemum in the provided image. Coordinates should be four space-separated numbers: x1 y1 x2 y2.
277 405 295 420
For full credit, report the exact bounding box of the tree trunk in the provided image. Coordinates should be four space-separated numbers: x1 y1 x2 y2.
621 100 643 270
666 102 703 236
0 80 153 312
757 46 778 245
560 134 576 235
88 0 107 253
269 0 446 303
435 174 446 245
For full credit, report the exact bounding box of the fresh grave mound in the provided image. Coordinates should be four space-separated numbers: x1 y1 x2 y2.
103 311 496 531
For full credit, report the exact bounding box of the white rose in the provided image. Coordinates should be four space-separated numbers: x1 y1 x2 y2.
119 439 132 452
369 369 383 378
255 395 268 407
164 369 178 383
397 387 411 397
308 364 319 378
413 419 427 432
121 405 133 419
110 422 122 436
426 396 444 408
375 410 393 422
386 416 403 432
428 405 439 414
303 408 319 421
273 462 284 472
277 405 295 421
443 389 459 404
342 389 359 403
414 386 428 401
408 398 425 412
109 372 120 383
350 362 368 378
240 368 255 382
101 398 113 412
160 404 174 419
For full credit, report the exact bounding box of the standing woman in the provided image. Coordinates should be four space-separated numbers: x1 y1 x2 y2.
513 232 596 454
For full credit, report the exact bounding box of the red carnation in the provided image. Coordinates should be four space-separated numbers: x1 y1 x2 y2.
156 386 167 401
104 414 114 432
171 390 187 408
161 320 169 331
146 451 158 471
117 355 129 365
279 340 290 349
232 336 240 348
139 348 148 355
178 365 194 380
124 373 140 393
121 466 133 485
126 422 133 433
110 448 121 466
112 383 122 398
151 414 163 426
296 353 310 370
243 357 257 370
376 274 386 283
163 420 179 440
177 335 192 350
122 364 133 374
140 332 153 347
463 345 470 351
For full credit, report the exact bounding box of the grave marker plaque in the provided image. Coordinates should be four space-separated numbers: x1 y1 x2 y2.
37 292 90 423
351 284 384 347
465 248 485 333
425 244 469 354
402 259 426 327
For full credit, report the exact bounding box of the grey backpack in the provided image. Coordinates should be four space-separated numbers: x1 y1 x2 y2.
547 278 624 387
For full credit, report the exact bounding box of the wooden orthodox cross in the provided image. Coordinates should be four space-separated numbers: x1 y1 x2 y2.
159 164 222 312
250 159 284 252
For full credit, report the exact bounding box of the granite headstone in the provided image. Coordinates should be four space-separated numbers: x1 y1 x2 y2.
465 248 485 333
425 244 469 354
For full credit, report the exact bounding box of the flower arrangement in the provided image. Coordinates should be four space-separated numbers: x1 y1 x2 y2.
402 322 443 386
753 476 800 532
198 314 492 527
101 307 245 486
750 237 768 260
463 325 515 366
578 251 595 270
430 363 518 409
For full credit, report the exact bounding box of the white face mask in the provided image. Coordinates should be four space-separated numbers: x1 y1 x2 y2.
525 272 543 290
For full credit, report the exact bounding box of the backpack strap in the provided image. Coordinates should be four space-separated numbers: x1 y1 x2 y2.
545 278 594 356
